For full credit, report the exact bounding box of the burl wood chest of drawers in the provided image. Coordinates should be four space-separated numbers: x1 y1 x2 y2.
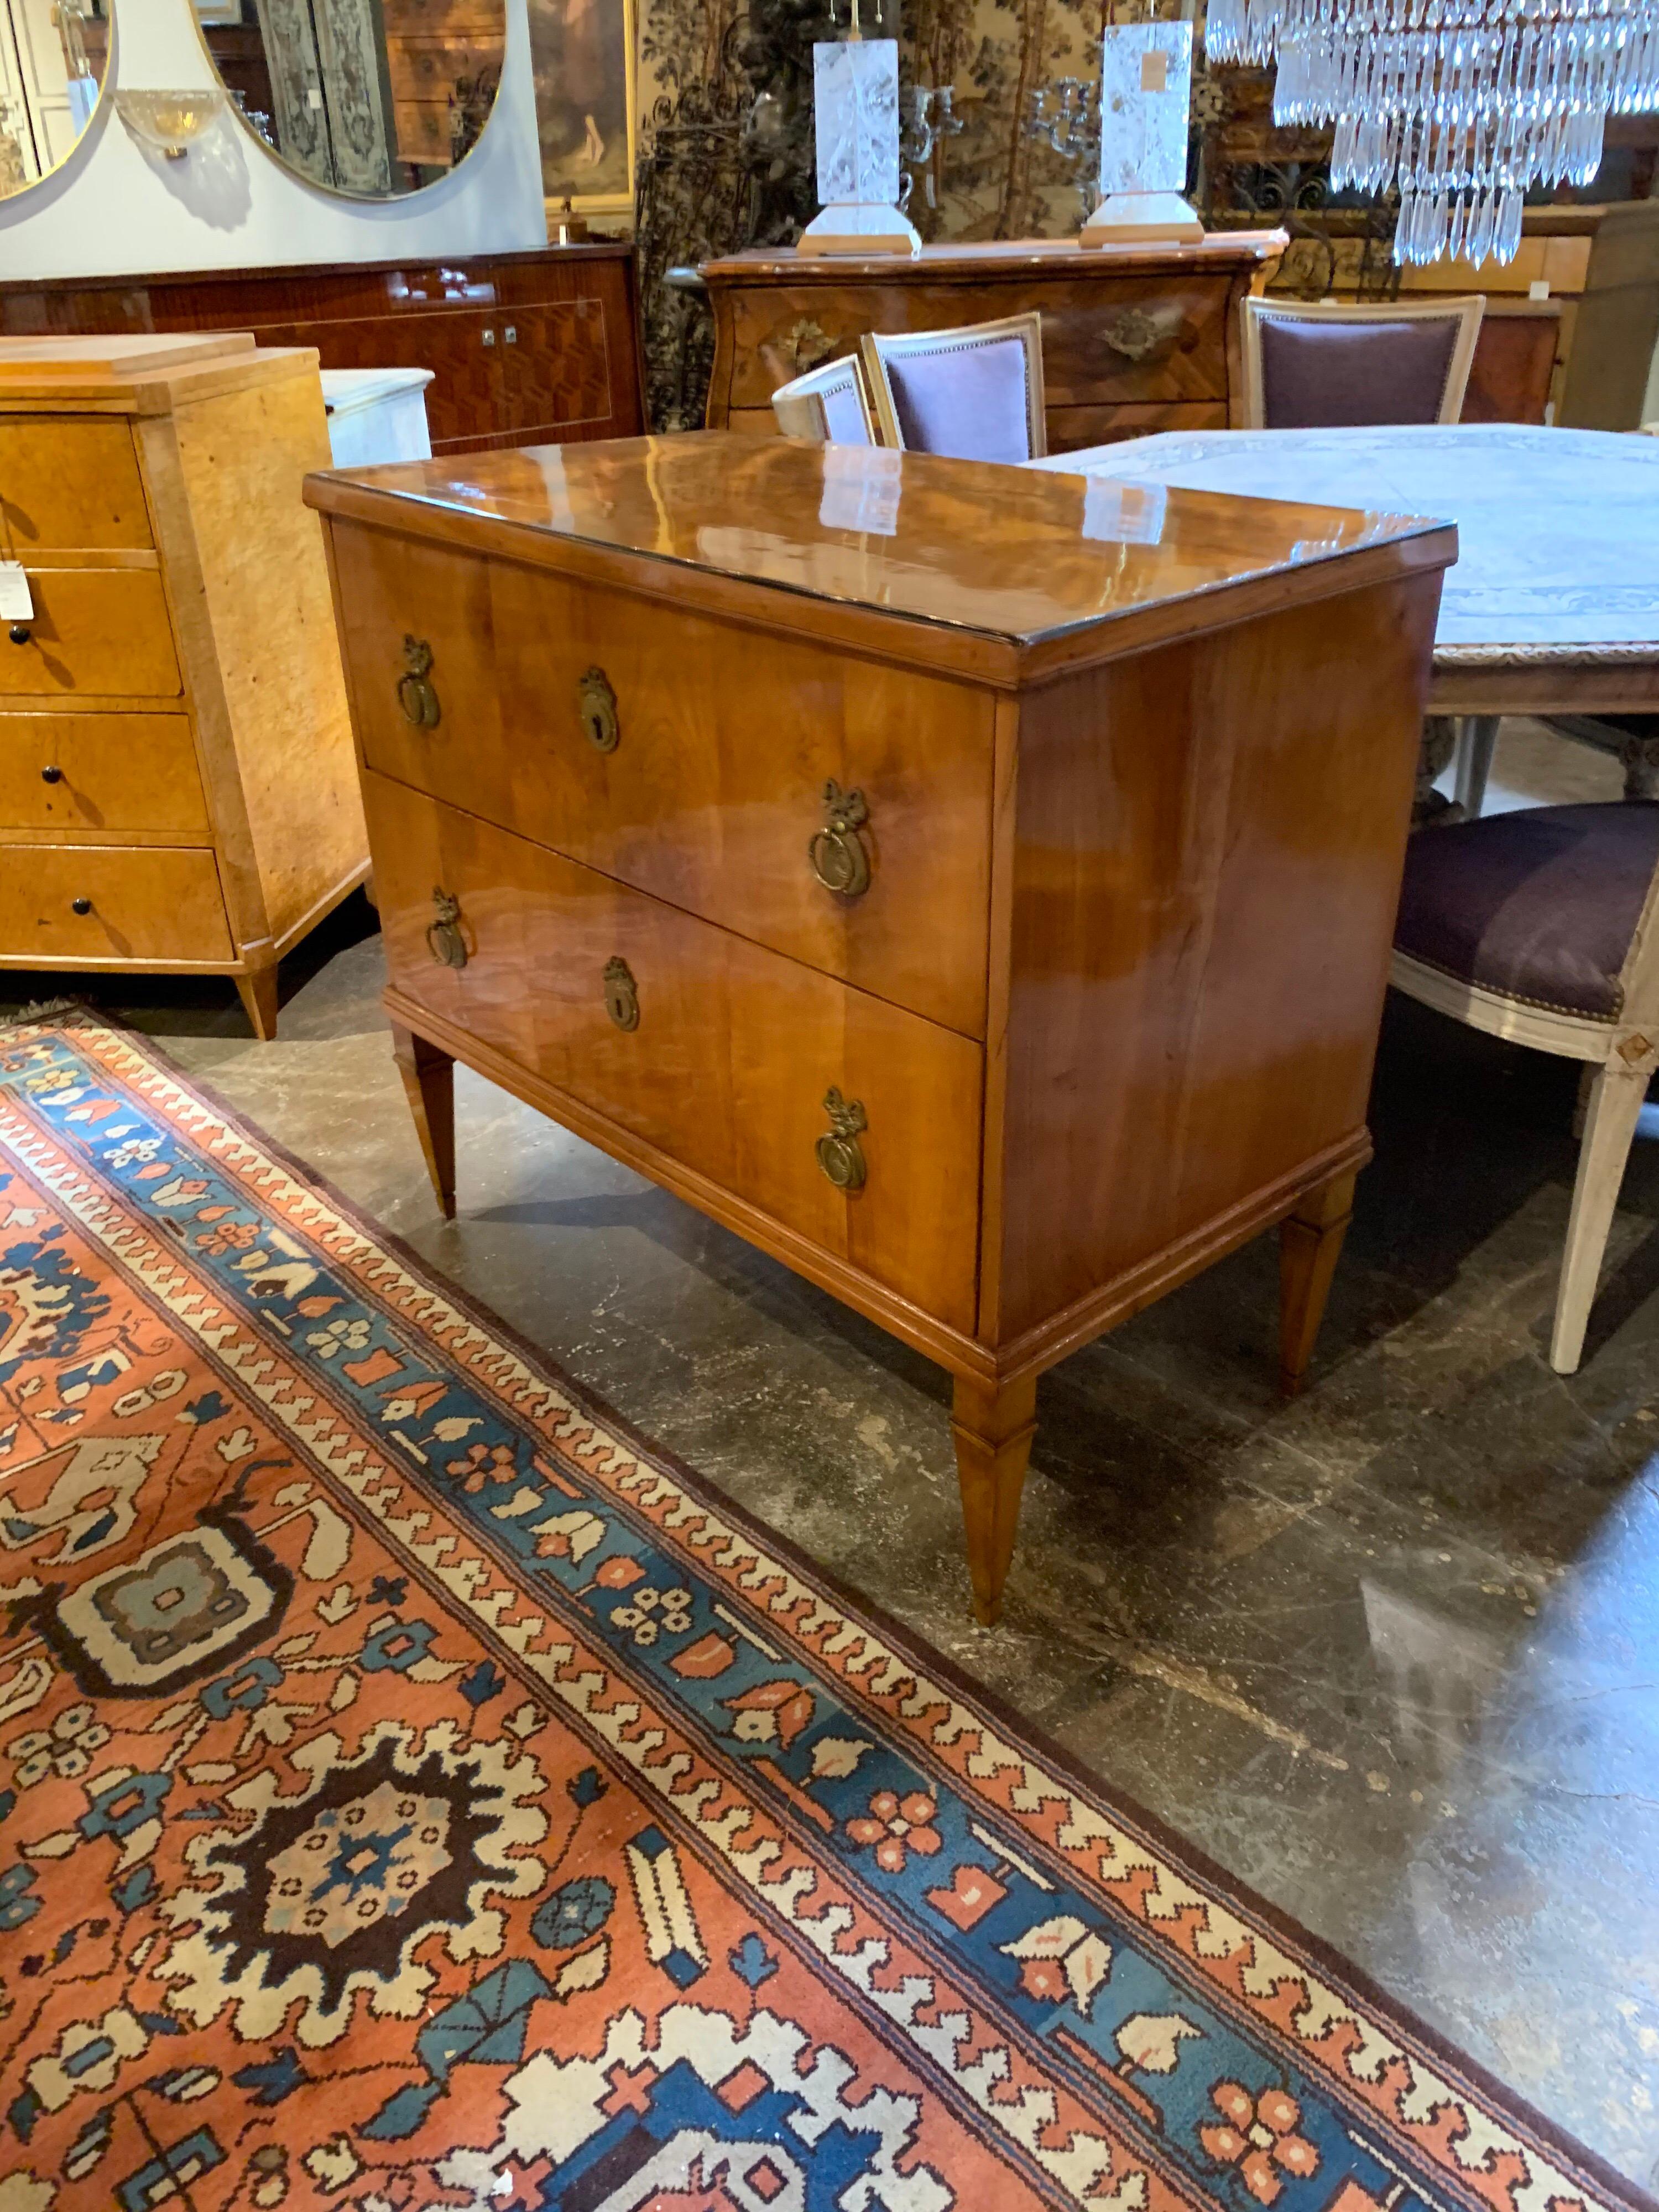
699 233 1287 452
0 333 367 1036
307 434 1453 1620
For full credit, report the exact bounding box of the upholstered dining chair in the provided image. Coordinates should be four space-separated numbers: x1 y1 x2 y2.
1240 295 1486 430
1391 800 1659 1373
860 312 1047 463
770 353 878 444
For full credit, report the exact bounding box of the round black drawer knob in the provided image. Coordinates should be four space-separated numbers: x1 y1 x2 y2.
40 765 61 784
71 896 91 916
8 623 30 646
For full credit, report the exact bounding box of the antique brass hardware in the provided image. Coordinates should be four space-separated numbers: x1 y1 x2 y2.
426 887 468 969
580 667 619 753
603 955 639 1031
40 765 61 784
397 635 441 728
785 316 836 374
808 780 871 897
1103 307 1161 362
816 1087 868 1191
70 896 91 916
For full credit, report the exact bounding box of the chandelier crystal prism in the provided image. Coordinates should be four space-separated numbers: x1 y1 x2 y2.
1203 0 1659 263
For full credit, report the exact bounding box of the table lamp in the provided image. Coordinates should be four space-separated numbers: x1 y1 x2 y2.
799 0 920 257
1081 20 1204 246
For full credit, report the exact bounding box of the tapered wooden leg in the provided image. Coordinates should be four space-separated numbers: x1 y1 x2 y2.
392 1022 456 1218
1279 1170 1357 1397
235 966 279 1041
1551 1062 1648 1374
951 1371 1038 1627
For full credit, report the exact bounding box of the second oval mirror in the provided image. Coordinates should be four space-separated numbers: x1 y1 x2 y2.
196 0 506 199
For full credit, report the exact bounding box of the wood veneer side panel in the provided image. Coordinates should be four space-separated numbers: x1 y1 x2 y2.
168 359 367 949
974 690 1023 1349
990 571 1443 1344
131 407 268 956
705 284 739 430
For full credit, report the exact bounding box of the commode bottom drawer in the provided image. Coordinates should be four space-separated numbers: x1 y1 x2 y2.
0 845 233 963
365 771 983 1331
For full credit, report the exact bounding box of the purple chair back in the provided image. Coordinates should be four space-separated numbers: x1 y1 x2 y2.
1258 315 1465 429
818 377 875 446
884 336 1036 464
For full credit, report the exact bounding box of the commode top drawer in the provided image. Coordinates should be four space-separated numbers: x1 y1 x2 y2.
0 419 153 552
330 525 994 1039
364 770 983 1333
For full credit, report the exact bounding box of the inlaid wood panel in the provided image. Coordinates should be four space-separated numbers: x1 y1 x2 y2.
0 419 152 551
0 842 231 962
1 570 180 698
0 712 208 836
723 275 1232 413
364 770 984 1329
332 523 995 1034
0 248 642 457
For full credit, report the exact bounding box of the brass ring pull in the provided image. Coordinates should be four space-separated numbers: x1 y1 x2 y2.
816 1087 867 1191
603 955 639 1031
426 887 468 968
1103 307 1161 362
808 780 871 898
398 635 441 728
580 667 619 754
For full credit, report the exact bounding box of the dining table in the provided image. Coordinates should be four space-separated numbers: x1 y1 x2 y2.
1027 423 1659 814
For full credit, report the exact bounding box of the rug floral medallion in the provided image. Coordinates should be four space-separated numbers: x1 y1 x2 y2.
0 1013 1644 2212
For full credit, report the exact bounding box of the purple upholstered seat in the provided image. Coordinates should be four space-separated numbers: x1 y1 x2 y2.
1394 802 1659 1018
884 336 1035 464
1259 315 1464 429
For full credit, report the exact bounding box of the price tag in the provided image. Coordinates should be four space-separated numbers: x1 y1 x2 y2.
0 563 33 623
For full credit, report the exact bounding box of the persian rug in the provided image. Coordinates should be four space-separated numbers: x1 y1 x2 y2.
0 1010 1646 2212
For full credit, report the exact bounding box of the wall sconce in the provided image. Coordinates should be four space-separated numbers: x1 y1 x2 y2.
114 90 224 161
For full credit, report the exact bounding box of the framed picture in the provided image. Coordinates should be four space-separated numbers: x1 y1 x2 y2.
193 0 244 24
528 0 638 222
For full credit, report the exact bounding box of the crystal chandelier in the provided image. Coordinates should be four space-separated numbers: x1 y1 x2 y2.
1203 0 1659 264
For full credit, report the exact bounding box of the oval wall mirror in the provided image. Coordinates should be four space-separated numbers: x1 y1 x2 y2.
195 0 506 199
0 0 111 200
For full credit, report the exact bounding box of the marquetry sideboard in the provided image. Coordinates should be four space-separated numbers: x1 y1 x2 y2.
698 232 1287 451
0 247 644 457
0 334 366 1037
307 433 1452 1621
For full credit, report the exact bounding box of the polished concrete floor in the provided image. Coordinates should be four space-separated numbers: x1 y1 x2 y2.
6 724 1657 2191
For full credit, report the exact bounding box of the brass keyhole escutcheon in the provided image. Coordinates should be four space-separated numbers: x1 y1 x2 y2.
603 955 639 1031
580 667 619 753
808 780 871 899
426 887 468 969
398 635 441 728
816 1086 868 1191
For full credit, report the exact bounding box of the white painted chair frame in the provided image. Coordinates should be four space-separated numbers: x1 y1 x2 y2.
859 311 1048 460
770 353 879 443
1238 294 1487 431
1390 843 1659 1373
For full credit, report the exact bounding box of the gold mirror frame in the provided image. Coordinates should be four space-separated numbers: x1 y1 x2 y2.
0 0 113 202
191 0 508 204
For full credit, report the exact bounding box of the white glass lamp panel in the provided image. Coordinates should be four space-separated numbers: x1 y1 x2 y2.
814 38 901 206
1099 22 1192 198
